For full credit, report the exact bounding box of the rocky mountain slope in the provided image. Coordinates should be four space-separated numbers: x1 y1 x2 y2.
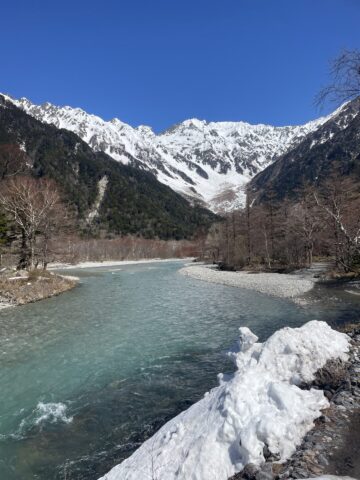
7 95 341 212
0 95 217 239
249 97 360 202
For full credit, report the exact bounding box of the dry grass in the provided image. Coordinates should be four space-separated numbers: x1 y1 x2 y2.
325 269 360 280
0 270 78 306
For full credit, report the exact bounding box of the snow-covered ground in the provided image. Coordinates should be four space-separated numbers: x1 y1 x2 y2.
49 258 191 270
180 265 314 299
98 321 349 480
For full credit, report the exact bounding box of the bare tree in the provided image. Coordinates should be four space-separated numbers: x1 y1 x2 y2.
245 192 252 265
315 49 360 107
289 187 323 267
0 176 66 269
314 176 360 272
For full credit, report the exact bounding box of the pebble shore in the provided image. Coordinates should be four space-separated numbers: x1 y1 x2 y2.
180 265 315 300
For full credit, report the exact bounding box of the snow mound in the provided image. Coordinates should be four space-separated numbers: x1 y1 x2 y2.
99 321 349 480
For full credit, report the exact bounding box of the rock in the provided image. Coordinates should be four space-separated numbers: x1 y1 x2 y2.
312 358 349 392
242 463 259 480
262 443 280 462
325 389 333 401
255 470 273 480
256 463 273 480
278 468 292 479
15 269 29 278
317 453 329 466
292 466 310 478
263 444 271 460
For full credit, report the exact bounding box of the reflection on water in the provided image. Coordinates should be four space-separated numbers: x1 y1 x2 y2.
0 262 358 479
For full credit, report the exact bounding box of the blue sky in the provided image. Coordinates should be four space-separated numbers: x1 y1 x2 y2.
2 0 359 131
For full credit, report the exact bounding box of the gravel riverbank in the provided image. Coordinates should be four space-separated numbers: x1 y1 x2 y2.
180 265 315 300
49 257 191 270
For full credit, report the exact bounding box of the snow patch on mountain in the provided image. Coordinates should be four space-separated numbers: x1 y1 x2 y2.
9 96 346 212
87 175 108 222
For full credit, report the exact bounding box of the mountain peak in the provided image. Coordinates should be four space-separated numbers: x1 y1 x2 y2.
6 93 351 213
135 125 155 137
182 118 207 129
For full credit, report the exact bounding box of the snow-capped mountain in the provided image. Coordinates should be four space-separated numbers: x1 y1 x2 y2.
8 95 343 212
249 97 360 203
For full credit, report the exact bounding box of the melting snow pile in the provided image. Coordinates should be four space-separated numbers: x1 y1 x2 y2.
99 321 349 480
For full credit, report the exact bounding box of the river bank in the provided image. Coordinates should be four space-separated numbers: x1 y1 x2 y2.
49 257 193 270
180 265 315 300
0 270 78 308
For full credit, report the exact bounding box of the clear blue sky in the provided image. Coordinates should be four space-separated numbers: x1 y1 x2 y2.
2 0 359 131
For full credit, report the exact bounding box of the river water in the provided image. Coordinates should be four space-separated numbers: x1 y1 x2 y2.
0 261 358 479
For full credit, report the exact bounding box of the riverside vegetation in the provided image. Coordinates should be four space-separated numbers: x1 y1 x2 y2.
0 269 77 308
202 175 360 278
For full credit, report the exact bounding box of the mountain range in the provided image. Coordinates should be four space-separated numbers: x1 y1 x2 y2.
1 92 360 233
7 95 348 212
0 94 217 239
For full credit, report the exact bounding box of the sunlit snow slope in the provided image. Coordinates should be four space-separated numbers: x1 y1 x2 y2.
10 96 342 212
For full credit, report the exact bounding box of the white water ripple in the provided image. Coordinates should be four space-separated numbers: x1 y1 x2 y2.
34 402 73 426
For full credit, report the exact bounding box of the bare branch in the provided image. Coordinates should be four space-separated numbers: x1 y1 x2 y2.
0 176 69 269
315 49 360 108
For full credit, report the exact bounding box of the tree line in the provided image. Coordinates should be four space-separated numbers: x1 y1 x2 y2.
0 174 202 270
203 175 360 274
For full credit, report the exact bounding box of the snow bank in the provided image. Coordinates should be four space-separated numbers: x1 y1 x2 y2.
99 321 349 480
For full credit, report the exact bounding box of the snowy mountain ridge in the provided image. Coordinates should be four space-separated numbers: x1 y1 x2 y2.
7 95 346 212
